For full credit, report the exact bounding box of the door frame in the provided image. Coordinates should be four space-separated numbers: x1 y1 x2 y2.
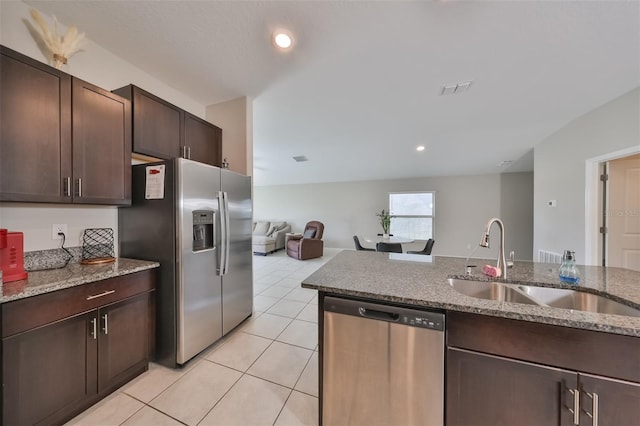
585 146 640 265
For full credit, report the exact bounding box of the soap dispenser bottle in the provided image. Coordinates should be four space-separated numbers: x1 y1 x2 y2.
559 250 580 284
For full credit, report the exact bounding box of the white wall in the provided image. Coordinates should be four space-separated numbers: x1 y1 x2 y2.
0 1 207 251
206 97 253 176
254 172 534 259
534 87 640 264
501 172 534 260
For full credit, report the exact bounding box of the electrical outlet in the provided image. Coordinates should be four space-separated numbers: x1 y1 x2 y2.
52 224 68 240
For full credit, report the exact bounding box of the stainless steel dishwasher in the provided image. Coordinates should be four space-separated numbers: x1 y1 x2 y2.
323 296 445 426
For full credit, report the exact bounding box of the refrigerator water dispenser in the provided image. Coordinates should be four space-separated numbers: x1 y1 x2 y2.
192 210 214 251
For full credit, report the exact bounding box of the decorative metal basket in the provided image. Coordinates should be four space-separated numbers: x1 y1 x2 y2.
81 228 115 265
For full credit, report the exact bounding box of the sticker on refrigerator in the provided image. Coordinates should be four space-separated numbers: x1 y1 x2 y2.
145 165 165 199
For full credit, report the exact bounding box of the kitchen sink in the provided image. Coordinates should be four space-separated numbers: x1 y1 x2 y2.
448 278 640 317
516 285 640 317
448 279 538 305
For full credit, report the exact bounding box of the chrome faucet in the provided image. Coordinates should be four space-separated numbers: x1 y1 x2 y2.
480 217 507 279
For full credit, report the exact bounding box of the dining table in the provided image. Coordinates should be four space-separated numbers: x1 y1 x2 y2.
364 236 414 244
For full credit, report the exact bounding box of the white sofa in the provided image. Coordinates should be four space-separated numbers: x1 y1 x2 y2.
252 221 291 255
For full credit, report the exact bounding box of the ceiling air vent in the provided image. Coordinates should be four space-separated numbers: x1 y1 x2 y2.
292 155 309 162
440 80 473 95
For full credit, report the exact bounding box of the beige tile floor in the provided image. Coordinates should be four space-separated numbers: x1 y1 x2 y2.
66 249 342 426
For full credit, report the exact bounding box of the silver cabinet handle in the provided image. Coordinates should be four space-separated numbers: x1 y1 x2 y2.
584 392 599 426
102 313 108 335
75 177 82 197
187 146 191 159
90 317 97 340
64 177 71 197
568 388 580 425
86 290 115 300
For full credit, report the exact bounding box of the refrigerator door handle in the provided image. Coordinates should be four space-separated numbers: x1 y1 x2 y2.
222 191 231 275
218 191 226 276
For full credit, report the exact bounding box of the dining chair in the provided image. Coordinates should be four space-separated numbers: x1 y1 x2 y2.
353 235 375 251
376 242 403 253
407 239 435 255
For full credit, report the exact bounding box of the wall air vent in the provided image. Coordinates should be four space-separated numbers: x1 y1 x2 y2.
440 80 473 95
292 155 309 162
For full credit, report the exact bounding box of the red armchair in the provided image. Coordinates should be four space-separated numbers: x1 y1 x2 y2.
286 221 324 260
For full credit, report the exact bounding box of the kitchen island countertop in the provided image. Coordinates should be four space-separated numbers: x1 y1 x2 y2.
0 258 160 304
302 251 640 337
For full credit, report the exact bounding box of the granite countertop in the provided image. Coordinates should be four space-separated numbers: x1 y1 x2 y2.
302 251 640 337
0 258 160 304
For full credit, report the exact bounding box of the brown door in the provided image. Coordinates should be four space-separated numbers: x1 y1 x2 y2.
579 373 640 425
98 293 150 393
607 154 640 271
2 312 98 425
447 348 577 426
72 78 131 205
0 47 72 203
184 112 221 166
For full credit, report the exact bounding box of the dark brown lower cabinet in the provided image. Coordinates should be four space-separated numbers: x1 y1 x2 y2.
578 373 640 426
1 271 155 425
446 312 640 426
98 294 151 393
447 348 577 426
3 312 97 425
447 348 640 426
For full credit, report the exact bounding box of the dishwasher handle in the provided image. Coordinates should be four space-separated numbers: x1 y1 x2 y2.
358 307 400 322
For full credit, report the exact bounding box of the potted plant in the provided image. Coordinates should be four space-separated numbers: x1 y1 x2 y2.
376 209 391 238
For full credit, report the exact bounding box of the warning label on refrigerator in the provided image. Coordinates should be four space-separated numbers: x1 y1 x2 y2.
145 165 165 199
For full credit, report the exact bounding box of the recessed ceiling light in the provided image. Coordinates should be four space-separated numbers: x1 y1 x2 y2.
292 155 308 162
273 31 293 49
416 146 426 152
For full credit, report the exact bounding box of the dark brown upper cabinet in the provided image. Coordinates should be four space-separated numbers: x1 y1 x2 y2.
0 46 131 205
114 84 222 167
1 46 72 203
184 111 222 166
113 84 182 159
72 78 131 205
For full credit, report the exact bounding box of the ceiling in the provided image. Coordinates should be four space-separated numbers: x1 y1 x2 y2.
28 1 640 186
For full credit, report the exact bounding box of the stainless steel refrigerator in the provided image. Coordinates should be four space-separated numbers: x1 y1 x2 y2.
119 158 253 367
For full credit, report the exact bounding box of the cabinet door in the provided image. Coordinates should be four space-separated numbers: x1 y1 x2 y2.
0 47 72 203
2 312 98 425
579 373 640 425
72 78 131 205
184 112 222 166
447 348 577 426
133 86 182 159
98 292 151 393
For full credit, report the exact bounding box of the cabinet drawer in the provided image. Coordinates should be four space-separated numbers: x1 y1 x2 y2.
2 269 155 338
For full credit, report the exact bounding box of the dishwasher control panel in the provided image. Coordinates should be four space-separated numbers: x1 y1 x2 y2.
401 314 444 331
325 296 445 331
